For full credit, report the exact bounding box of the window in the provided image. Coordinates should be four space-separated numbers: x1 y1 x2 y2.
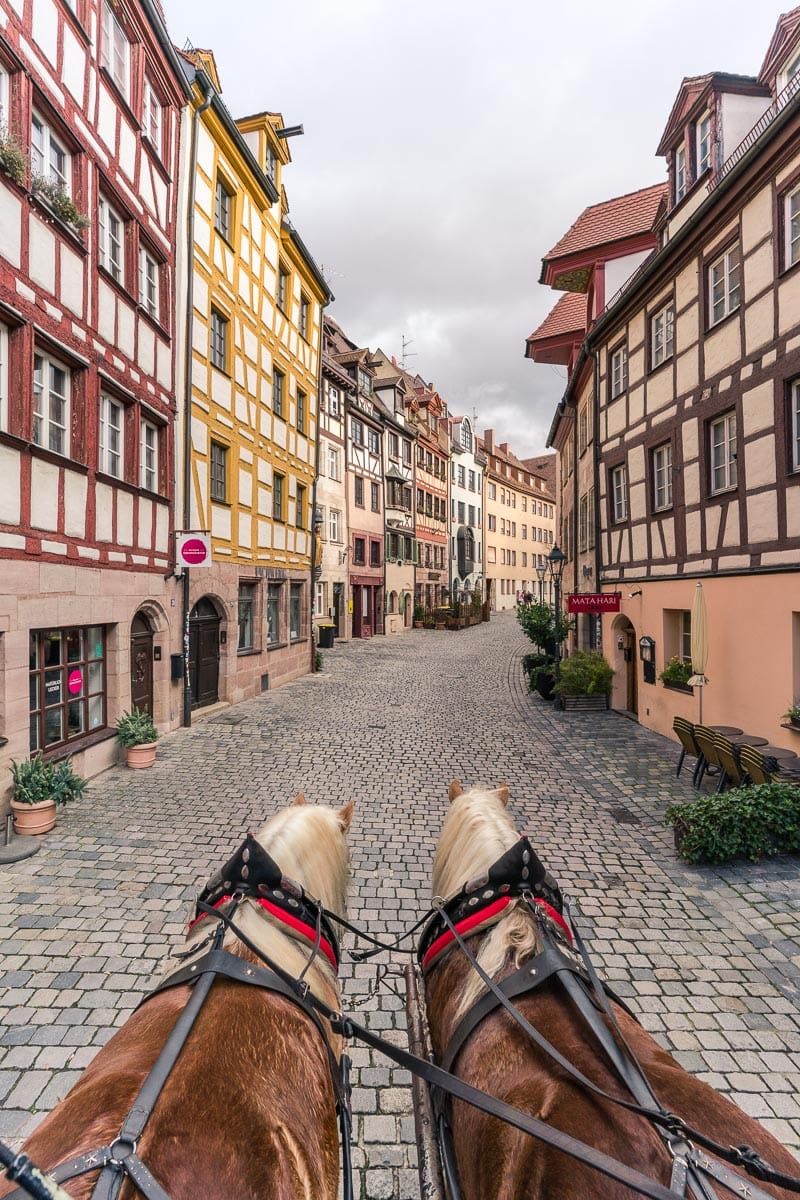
785 186 800 269
290 583 302 641
99 197 124 282
273 472 284 520
327 445 340 480
138 246 159 319
296 388 306 436
488 482 496 500
416 488 424 513
296 482 305 528
388 432 399 458
354 476 364 506
300 294 310 339
140 419 158 491
267 583 282 644
353 537 365 565
370 540 380 566
214 177 232 241
210 310 228 372
710 411 737 494
652 442 673 511
238 583 256 652
0 321 6 431
371 481 380 512
458 464 465 487
266 144 278 185
277 265 289 312
210 441 227 503
31 113 70 194
708 244 741 326
33 352 69 455
273 369 285 417
697 113 711 175
610 344 628 398
468 504 475 526
358 369 371 395
328 384 340 416
578 404 590 454
351 418 364 445
142 79 162 154
0 63 8 121
488 514 496 531
101 1 130 100
791 379 800 472
675 144 687 203
610 464 628 523
468 469 475 491
99 394 124 478
367 428 379 455
329 508 341 542
29 626 106 752
651 301 675 368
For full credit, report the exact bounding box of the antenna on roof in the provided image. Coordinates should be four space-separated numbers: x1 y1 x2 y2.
401 334 417 370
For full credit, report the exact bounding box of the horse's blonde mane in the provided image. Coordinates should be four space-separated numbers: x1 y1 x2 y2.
255 802 350 916
432 784 541 1022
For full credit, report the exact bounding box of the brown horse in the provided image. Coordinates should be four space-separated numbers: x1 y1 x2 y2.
0 793 354 1200
423 781 800 1200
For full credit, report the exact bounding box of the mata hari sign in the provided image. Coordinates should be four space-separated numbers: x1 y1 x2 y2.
567 593 621 613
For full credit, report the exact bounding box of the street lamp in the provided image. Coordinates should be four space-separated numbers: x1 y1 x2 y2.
536 563 546 606
546 545 567 699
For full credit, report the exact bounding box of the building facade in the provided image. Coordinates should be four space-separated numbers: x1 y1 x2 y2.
0 0 188 808
315 332 353 640
372 360 416 635
446 414 486 609
413 384 450 611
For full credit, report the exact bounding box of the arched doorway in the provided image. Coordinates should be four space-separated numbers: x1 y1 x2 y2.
611 615 638 717
130 612 154 715
189 597 221 709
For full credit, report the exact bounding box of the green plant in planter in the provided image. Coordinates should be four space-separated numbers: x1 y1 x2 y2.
116 707 159 748
31 175 91 231
0 124 28 186
10 753 87 806
783 702 800 725
666 783 800 864
658 656 693 687
413 604 424 622
552 650 613 698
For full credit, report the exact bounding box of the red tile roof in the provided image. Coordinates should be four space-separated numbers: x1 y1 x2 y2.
542 183 668 263
527 291 587 343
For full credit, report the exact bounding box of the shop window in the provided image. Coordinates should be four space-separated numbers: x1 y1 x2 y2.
29 626 106 752
267 583 282 644
290 583 302 640
238 583 256 651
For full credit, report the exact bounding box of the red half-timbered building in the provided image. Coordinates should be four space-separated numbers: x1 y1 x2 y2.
0 0 188 809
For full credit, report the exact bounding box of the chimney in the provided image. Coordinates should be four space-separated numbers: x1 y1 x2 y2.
500 442 508 454
483 428 494 452
392 355 397 367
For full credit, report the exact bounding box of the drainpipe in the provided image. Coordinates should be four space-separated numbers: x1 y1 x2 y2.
181 73 214 728
591 347 602 650
310 302 329 670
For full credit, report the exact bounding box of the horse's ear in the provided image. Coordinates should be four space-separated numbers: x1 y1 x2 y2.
337 799 354 831
448 779 463 802
497 781 509 805
293 792 307 806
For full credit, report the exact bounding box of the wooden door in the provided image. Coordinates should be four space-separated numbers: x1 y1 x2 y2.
334 583 344 638
130 613 153 716
623 626 638 716
189 599 220 709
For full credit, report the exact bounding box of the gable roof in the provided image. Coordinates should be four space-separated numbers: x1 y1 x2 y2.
541 183 668 268
760 7 800 84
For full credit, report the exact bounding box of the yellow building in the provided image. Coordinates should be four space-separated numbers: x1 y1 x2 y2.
177 53 330 713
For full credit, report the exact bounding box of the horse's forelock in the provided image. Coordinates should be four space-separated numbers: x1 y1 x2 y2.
432 786 518 900
255 803 350 916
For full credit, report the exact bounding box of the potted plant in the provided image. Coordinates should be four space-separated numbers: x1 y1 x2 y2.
116 707 159 769
31 175 91 232
783 702 800 729
9 753 87 834
658 656 694 691
552 650 614 710
413 604 424 629
0 123 28 186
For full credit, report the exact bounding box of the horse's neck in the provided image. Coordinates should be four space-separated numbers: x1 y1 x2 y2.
226 903 341 1007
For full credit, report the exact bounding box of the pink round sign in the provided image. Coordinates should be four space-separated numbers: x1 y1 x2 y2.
68 669 83 696
180 538 209 566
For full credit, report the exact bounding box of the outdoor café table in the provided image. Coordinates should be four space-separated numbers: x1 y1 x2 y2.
758 744 798 761
709 725 743 736
733 734 769 747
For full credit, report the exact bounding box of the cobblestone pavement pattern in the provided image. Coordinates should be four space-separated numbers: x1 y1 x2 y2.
1 615 800 1199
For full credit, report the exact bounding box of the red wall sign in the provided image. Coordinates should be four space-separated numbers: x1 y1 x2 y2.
567 593 621 613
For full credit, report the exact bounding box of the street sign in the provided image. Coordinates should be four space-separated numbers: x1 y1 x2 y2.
176 532 211 568
567 592 621 613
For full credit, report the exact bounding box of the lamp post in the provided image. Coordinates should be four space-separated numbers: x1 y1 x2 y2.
536 563 546 606
546 545 567 700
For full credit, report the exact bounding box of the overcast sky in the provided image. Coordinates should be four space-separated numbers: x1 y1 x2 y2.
162 0 780 458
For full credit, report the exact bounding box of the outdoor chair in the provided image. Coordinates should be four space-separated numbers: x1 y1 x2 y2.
738 745 775 785
712 733 747 789
694 724 729 791
672 716 701 779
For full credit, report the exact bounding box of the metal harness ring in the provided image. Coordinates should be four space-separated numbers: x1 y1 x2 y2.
108 1136 138 1167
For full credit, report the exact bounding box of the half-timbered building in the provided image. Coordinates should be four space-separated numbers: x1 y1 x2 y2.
445 413 486 609
371 355 416 634
412 382 449 612
315 321 353 641
0 0 188 807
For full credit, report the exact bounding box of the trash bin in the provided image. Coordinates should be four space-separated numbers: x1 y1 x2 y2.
318 623 335 649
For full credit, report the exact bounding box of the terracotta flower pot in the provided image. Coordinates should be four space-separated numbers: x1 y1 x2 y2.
10 797 57 835
126 742 157 770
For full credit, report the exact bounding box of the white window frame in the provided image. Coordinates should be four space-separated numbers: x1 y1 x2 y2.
31 112 70 193
0 321 6 432
653 442 673 511
610 464 628 523
210 310 228 372
101 1 130 102
710 411 737 494
610 344 627 399
650 301 675 368
327 445 340 481
329 508 340 543
0 64 9 124
708 244 741 327
99 196 124 282
675 144 687 202
328 384 340 416
33 351 70 456
791 379 800 473
142 78 162 155
785 186 800 269
140 419 158 491
99 393 124 478
138 245 159 319
696 113 712 175
214 177 232 241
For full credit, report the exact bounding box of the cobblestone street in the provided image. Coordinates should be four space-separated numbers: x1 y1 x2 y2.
1 614 799 1198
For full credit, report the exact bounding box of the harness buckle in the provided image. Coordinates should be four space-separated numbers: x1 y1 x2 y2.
108 1136 138 1167
733 1144 772 1180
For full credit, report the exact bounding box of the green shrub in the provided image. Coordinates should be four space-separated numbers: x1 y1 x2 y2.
553 650 613 698
315 650 324 670
666 783 800 864
659 656 693 687
10 754 87 806
116 707 159 748
0 124 28 185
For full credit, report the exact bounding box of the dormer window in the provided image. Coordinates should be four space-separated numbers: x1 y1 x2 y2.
778 49 800 101
675 144 687 203
358 369 371 395
696 113 712 175
266 144 277 185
